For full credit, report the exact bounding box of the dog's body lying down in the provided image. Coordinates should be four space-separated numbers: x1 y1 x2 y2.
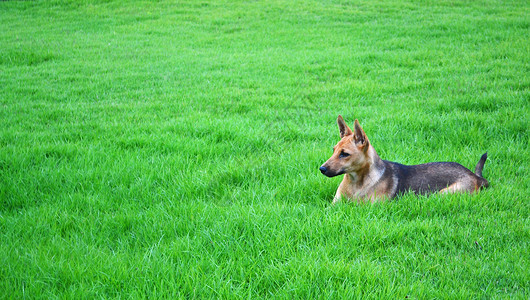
320 116 489 203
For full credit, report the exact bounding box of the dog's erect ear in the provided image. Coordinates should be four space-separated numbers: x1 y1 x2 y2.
353 119 368 147
337 115 353 138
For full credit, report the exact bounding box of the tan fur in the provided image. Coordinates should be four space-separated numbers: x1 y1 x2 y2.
332 147 389 203
440 176 484 194
439 182 464 194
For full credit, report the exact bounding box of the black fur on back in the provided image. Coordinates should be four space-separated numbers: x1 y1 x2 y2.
383 160 477 197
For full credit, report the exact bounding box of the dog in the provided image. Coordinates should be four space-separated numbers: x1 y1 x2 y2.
319 115 489 203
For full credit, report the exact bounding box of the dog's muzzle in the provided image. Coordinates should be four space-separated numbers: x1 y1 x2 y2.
319 165 343 177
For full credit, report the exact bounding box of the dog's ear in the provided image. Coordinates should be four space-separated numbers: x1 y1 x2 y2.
337 115 353 138
353 119 368 147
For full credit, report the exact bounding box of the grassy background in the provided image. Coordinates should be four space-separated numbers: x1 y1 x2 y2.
1 0 528 298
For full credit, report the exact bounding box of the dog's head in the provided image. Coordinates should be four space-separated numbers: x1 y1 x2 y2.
319 115 370 177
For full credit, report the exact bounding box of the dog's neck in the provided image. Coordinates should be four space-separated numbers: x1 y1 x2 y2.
348 145 386 188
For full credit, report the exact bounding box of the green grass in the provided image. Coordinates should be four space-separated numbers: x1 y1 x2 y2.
1 0 528 298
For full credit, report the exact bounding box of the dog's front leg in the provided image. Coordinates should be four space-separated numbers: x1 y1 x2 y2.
332 189 343 204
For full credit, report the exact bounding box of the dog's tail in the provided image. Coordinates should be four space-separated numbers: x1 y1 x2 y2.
475 152 487 177
474 152 489 188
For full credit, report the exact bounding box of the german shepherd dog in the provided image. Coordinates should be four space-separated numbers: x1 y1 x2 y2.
320 115 489 203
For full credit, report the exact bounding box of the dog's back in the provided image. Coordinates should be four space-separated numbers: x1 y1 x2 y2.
386 158 488 197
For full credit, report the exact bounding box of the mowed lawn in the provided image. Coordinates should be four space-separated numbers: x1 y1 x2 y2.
0 0 528 298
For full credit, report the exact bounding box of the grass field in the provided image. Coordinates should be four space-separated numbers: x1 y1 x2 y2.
1 0 529 298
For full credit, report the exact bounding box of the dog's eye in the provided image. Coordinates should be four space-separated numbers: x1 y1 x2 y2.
339 151 350 158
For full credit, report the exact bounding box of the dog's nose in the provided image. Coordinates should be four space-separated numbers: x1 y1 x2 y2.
319 166 327 174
